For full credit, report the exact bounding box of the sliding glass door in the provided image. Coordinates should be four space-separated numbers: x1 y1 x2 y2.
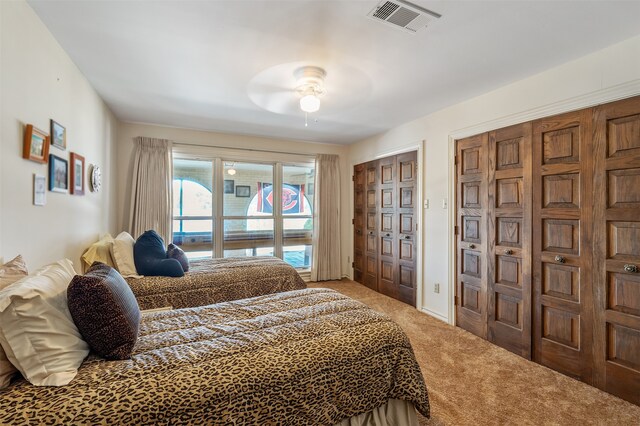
222 162 275 258
171 156 314 271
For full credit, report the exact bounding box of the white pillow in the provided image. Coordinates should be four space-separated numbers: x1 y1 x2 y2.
0 259 89 386
110 232 141 278
0 255 29 388
0 254 28 290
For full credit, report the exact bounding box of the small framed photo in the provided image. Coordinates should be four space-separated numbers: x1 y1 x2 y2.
224 179 235 194
50 119 66 149
70 152 85 195
23 124 50 164
48 154 68 193
33 174 46 206
236 185 250 198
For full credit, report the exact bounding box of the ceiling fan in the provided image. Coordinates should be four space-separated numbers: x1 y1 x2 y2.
246 61 372 126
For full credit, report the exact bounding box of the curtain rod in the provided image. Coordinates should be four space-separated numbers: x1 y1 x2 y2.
173 141 319 157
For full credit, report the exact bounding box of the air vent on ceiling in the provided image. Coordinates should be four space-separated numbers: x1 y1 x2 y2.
367 0 441 33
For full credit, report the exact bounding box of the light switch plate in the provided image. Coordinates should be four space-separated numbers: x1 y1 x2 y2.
424 199 429 209
442 198 448 209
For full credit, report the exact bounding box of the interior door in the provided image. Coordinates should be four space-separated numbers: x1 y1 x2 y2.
364 161 379 291
378 156 397 299
397 151 418 306
532 109 594 383
592 95 640 404
456 133 489 338
487 123 532 358
353 164 365 284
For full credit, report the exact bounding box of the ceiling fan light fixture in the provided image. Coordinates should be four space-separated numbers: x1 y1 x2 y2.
300 93 321 113
295 66 326 115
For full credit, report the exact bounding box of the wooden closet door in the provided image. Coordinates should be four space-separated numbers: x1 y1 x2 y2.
378 156 397 299
353 164 365 284
456 134 489 338
532 109 594 383
364 161 379 291
592 95 640 404
487 123 532 358
397 151 418 306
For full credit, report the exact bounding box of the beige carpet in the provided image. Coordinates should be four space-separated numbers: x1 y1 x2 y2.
308 280 640 426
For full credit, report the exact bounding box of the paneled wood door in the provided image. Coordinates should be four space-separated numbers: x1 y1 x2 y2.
378 156 397 299
592 96 640 404
364 161 379 291
456 133 489 338
397 151 418 305
487 123 532 358
532 109 594 383
353 163 365 284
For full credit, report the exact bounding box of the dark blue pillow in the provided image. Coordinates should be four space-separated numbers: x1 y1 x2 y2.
167 243 189 272
134 230 184 277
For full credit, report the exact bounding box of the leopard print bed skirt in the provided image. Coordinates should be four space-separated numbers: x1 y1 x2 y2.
0 288 430 425
126 256 307 310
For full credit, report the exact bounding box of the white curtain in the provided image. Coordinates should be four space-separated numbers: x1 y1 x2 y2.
311 154 341 281
129 137 173 244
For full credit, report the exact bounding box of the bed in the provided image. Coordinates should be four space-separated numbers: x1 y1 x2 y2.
125 256 307 310
0 288 430 425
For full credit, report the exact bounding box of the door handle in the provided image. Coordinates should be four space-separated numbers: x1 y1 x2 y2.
404 235 411 239
505 249 513 255
385 233 391 237
469 244 476 249
369 231 374 235
624 264 639 273
555 255 566 264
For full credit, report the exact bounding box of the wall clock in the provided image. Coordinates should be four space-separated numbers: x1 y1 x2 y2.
89 165 102 192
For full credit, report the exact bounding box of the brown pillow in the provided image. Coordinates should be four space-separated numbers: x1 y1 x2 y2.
167 243 189 272
67 262 141 360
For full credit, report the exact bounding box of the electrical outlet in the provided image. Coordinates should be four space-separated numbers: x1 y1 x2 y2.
434 283 440 293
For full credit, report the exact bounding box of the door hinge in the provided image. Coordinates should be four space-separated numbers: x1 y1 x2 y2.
454 225 459 235
415 223 418 231
352 218 355 225
352 175 355 181
351 262 355 268
454 296 459 305
454 155 458 165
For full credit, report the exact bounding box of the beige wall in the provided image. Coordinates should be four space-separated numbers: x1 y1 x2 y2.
0 0 119 271
348 35 640 322
116 122 351 273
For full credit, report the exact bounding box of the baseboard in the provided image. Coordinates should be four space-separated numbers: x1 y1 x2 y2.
420 307 448 323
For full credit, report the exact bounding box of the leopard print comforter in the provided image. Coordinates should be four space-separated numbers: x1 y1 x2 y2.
126 256 306 310
0 288 430 425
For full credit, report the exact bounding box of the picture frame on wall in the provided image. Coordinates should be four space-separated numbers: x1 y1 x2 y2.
70 152 85 195
48 154 68 193
236 185 250 198
23 124 50 164
50 119 66 149
224 179 235 194
33 174 46 206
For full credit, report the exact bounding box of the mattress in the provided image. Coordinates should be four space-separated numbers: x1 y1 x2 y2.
0 288 430 425
126 256 306 310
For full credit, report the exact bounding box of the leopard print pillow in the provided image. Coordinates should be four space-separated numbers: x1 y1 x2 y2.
67 262 141 360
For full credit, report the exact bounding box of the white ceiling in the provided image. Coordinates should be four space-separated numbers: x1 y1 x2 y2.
28 0 640 145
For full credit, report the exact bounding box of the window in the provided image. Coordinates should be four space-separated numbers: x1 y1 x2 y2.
172 159 213 259
171 156 314 270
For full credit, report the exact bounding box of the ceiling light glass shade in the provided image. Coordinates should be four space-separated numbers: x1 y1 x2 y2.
227 168 236 175
300 94 320 113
